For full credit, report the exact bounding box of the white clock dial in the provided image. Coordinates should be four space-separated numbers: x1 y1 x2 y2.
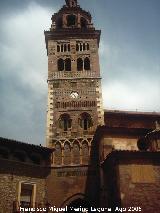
70 92 79 99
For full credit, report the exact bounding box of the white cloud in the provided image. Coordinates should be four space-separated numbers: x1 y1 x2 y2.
100 40 160 112
1 2 54 94
0 2 55 144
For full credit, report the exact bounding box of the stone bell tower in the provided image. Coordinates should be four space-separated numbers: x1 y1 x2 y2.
44 0 104 166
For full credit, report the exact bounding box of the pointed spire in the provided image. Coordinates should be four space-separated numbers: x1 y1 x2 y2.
65 0 78 7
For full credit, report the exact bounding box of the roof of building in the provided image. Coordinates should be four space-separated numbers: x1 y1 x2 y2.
104 109 160 130
0 137 53 154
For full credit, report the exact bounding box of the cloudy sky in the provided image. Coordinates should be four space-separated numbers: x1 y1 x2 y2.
0 0 160 145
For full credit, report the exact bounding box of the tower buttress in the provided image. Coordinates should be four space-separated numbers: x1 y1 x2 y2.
44 0 104 166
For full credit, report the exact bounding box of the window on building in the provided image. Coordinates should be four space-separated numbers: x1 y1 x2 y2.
68 44 71 51
76 43 79 51
65 58 71 71
87 43 89 50
57 45 60 52
67 15 76 26
77 58 83 71
64 44 67 52
83 43 86 51
57 58 64 71
19 183 36 208
61 44 64 52
84 57 90 70
59 114 72 131
79 113 93 130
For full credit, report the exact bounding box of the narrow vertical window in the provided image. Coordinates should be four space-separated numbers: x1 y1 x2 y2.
65 58 71 71
57 58 64 71
83 43 86 51
77 58 83 71
57 45 60 52
87 43 89 50
68 44 70 51
84 57 90 70
64 44 67 52
76 43 79 51
64 142 71 165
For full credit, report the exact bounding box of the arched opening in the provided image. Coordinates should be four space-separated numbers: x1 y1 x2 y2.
79 113 93 131
76 43 79 51
57 45 60 52
72 141 80 164
64 44 67 52
80 43 83 51
57 58 64 71
77 58 83 71
59 114 72 131
87 43 89 50
68 44 71 51
83 43 86 51
81 17 87 29
56 17 63 29
54 142 62 165
67 15 76 27
61 44 64 52
63 142 71 165
65 58 71 71
82 141 89 164
84 57 90 70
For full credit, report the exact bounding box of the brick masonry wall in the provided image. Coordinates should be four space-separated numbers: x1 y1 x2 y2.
118 163 160 213
46 166 100 207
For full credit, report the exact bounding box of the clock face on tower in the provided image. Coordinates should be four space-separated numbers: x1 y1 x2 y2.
70 91 79 99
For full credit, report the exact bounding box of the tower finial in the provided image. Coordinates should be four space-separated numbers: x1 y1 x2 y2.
65 0 78 7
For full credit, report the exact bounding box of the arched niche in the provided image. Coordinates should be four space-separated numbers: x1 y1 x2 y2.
82 141 89 164
72 141 80 165
63 142 71 165
54 142 62 165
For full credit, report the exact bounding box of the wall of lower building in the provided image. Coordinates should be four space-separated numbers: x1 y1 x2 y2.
118 161 160 213
0 159 49 213
102 155 160 213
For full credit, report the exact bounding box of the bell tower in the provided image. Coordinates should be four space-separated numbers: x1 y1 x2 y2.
44 0 104 166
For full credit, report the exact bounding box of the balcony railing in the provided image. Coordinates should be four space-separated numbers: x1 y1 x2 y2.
48 71 100 80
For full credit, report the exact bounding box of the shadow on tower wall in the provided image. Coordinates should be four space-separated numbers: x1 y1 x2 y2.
84 126 102 207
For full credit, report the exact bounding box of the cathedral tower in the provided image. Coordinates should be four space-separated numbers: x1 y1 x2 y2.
45 0 104 166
